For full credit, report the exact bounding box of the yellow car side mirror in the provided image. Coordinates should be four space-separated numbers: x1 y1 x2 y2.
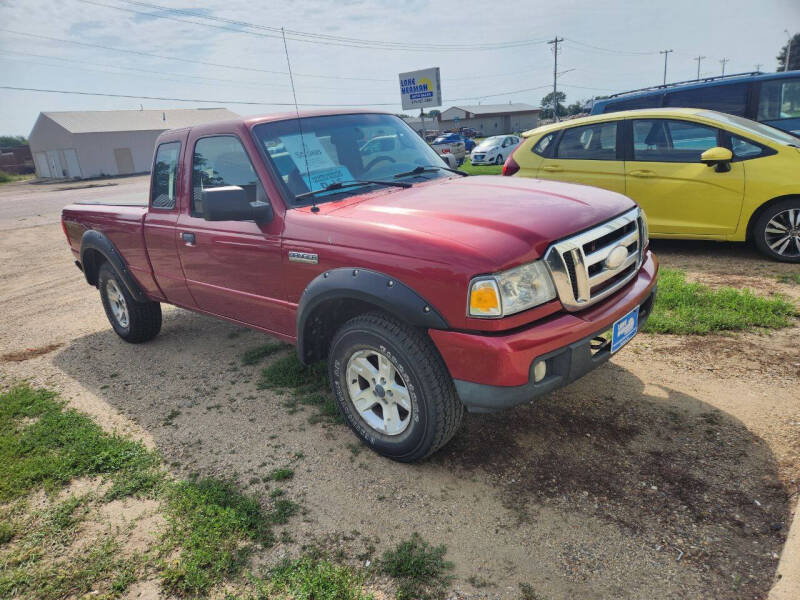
700 147 733 172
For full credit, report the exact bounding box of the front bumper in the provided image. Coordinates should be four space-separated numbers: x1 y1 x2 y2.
429 251 658 412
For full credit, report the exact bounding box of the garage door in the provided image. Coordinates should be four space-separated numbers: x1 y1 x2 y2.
63 148 82 179
114 148 135 175
33 152 50 178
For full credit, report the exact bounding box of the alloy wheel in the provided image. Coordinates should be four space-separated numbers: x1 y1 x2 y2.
346 349 412 436
105 279 130 328
764 208 800 258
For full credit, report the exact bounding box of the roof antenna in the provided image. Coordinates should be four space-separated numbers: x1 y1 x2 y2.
281 27 318 213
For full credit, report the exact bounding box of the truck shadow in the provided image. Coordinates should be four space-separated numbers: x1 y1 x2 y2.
432 361 788 597
53 308 788 599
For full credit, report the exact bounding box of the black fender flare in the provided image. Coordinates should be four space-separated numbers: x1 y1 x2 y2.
79 230 148 302
296 268 448 363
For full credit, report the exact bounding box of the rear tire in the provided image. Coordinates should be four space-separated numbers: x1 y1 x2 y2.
98 263 162 343
752 199 800 263
328 312 463 462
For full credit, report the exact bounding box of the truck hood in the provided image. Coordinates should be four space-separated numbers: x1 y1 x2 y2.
321 175 635 270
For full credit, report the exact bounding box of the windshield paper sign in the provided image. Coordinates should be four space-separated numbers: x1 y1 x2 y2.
281 133 353 193
399 67 442 111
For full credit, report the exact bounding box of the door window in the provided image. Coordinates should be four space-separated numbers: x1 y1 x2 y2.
730 135 764 160
758 78 800 121
151 142 181 209
191 136 266 217
664 83 749 116
532 133 555 156
555 122 617 160
631 119 719 162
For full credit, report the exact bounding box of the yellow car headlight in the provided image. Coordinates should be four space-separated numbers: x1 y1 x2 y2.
468 260 556 318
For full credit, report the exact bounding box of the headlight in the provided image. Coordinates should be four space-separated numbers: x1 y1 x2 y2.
468 260 556 318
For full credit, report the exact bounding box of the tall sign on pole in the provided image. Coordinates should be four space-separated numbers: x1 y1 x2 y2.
399 68 442 111
399 67 442 139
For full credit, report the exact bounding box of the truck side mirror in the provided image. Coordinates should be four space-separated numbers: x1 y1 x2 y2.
201 186 273 224
700 147 733 173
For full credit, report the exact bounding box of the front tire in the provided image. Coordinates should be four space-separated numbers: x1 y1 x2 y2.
98 263 162 343
495 154 504 165
329 312 463 462
753 199 800 262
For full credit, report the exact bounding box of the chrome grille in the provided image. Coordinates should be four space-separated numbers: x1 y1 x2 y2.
544 208 644 312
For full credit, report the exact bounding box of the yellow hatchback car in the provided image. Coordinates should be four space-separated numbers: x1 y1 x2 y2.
503 108 800 262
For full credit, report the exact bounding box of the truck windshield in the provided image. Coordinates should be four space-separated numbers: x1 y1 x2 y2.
253 113 448 205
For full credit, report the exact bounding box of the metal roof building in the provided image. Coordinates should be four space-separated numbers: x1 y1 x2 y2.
28 108 238 179
437 103 541 135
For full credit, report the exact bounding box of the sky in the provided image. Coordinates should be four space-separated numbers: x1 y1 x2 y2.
0 0 798 136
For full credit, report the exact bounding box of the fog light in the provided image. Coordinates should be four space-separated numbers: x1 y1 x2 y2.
533 360 547 383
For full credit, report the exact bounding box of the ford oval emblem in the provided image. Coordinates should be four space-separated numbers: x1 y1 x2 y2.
604 245 628 270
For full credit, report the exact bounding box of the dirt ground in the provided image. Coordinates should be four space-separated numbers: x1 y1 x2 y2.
1 177 798 599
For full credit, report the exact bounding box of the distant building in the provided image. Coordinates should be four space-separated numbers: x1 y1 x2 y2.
28 108 238 179
437 103 541 135
0 145 34 174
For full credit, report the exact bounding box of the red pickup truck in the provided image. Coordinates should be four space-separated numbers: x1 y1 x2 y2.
62 110 658 461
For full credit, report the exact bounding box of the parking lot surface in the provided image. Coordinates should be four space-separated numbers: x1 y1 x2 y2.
1 176 798 599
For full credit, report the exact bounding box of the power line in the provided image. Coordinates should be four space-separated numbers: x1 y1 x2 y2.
0 83 555 106
562 38 659 56
0 28 391 82
79 0 551 52
0 49 395 95
0 84 395 106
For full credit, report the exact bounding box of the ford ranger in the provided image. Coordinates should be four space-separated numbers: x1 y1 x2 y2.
62 110 658 462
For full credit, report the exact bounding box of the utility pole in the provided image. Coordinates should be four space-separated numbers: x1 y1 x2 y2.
720 58 729 76
693 55 706 80
659 49 673 86
755 63 762 72
547 36 564 122
785 30 792 72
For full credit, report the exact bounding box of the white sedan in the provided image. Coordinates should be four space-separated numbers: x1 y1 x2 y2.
469 135 521 165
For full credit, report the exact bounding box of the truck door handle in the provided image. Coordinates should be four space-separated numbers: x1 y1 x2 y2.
180 232 196 246
629 169 654 178
541 165 562 172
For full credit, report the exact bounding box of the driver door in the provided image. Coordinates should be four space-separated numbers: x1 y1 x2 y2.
176 134 290 335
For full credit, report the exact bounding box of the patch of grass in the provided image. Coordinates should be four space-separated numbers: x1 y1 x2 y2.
777 272 800 285
266 467 294 481
519 582 544 600
245 555 372 600
0 170 34 185
0 522 13 545
0 384 161 502
459 159 503 175
644 269 797 334
160 477 275 595
258 354 327 391
381 533 454 600
241 341 287 365
258 355 342 423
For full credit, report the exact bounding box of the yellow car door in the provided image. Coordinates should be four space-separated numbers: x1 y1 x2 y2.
535 120 626 194
625 118 744 236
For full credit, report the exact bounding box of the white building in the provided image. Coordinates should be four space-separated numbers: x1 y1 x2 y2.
28 108 238 179
437 103 541 135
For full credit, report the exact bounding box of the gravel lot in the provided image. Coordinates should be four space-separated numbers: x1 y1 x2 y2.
1 176 798 599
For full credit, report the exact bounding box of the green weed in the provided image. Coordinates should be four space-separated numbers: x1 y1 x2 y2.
644 269 796 334
381 533 454 600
